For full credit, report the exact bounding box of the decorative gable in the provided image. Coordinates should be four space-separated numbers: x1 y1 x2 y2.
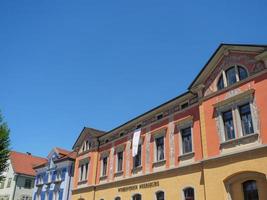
189 44 267 97
203 51 265 96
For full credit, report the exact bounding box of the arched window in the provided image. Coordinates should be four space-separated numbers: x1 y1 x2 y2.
217 75 224 91
238 66 248 80
114 197 121 200
183 187 195 200
243 180 259 200
217 65 249 91
156 191 164 200
226 66 237 86
132 194 141 200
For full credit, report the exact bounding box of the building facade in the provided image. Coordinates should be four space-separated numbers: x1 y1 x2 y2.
32 148 77 200
71 44 267 200
0 151 47 200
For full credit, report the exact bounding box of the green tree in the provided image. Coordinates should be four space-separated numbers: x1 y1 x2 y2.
0 112 10 181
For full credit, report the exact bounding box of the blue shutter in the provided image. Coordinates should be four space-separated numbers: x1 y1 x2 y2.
52 170 57 182
49 190 53 200
59 189 63 200
44 173 48 183
41 192 45 200
61 168 67 181
33 193 37 200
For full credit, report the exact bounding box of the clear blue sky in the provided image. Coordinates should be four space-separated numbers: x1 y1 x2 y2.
1 0 267 157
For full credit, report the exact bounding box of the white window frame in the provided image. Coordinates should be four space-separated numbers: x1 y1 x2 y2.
133 139 143 169
78 158 89 182
115 146 124 173
100 152 109 177
217 65 249 91
216 92 258 143
178 121 194 156
153 130 166 163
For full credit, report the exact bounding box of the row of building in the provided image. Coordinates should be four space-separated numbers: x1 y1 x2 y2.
1 43 267 200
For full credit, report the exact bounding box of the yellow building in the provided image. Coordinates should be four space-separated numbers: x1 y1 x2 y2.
71 44 267 200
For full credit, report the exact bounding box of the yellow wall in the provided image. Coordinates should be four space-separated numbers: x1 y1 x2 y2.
203 147 267 200
72 164 205 200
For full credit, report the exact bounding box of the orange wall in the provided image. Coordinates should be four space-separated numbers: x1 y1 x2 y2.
202 72 267 158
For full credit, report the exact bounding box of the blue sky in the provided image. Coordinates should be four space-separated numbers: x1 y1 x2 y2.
1 0 267 157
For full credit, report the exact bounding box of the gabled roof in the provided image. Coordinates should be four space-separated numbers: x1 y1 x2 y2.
34 147 76 169
9 151 47 176
54 147 70 157
72 127 106 150
189 43 267 90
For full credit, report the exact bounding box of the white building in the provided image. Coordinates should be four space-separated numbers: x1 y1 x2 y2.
0 151 47 200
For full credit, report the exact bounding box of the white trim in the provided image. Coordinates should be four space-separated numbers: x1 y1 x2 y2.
152 131 166 163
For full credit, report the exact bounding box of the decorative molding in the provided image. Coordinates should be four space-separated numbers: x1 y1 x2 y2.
168 120 175 167
145 128 151 173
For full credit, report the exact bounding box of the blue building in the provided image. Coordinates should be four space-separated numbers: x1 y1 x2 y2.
33 148 77 200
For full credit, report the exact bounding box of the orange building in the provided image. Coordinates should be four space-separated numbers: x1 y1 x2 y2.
71 44 267 200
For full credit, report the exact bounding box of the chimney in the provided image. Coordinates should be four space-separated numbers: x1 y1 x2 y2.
26 152 31 155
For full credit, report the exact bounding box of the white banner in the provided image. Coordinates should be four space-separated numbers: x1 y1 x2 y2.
132 129 141 157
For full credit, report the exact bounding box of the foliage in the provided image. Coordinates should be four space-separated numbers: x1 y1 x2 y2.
0 112 10 182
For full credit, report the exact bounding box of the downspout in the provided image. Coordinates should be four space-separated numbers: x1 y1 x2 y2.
93 138 100 200
190 90 208 200
12 174 18 200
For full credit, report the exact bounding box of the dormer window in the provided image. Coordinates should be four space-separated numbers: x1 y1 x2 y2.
217 65 248 91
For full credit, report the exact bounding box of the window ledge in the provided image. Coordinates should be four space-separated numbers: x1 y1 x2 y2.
132 166 142 173
178 152 195 161
99 175 108 181
77 180 87 185
220 133 259 149
114 171 123 177
152 159 166 168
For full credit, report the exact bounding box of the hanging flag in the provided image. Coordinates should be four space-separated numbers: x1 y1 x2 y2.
132 129 141 157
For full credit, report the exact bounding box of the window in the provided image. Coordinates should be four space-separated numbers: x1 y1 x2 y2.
117 151 123 172
132 194 141 200
114 197 121 200
155 136 164 161
6 178 12 188
243 180 259 200
79 161 89 182
238 66 248 81
217 66 248 91
24 179 32 189
156 114 163 120
156 191 164 200
133 144 142 168
217 75 224 90
239 104 254 135
226 67 237 86
183 187 195 200
223 110 235 140
102 157 108 176
181 127 193 154
181 102 189 110
0 180 5 189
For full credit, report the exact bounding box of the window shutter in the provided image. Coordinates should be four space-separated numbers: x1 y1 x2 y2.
41 192 45 200
61 168 67 181
49 191 53 200
52 170 56 182
59 189 63 200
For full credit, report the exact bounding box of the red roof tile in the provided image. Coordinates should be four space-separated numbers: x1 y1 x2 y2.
9 151 47 176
